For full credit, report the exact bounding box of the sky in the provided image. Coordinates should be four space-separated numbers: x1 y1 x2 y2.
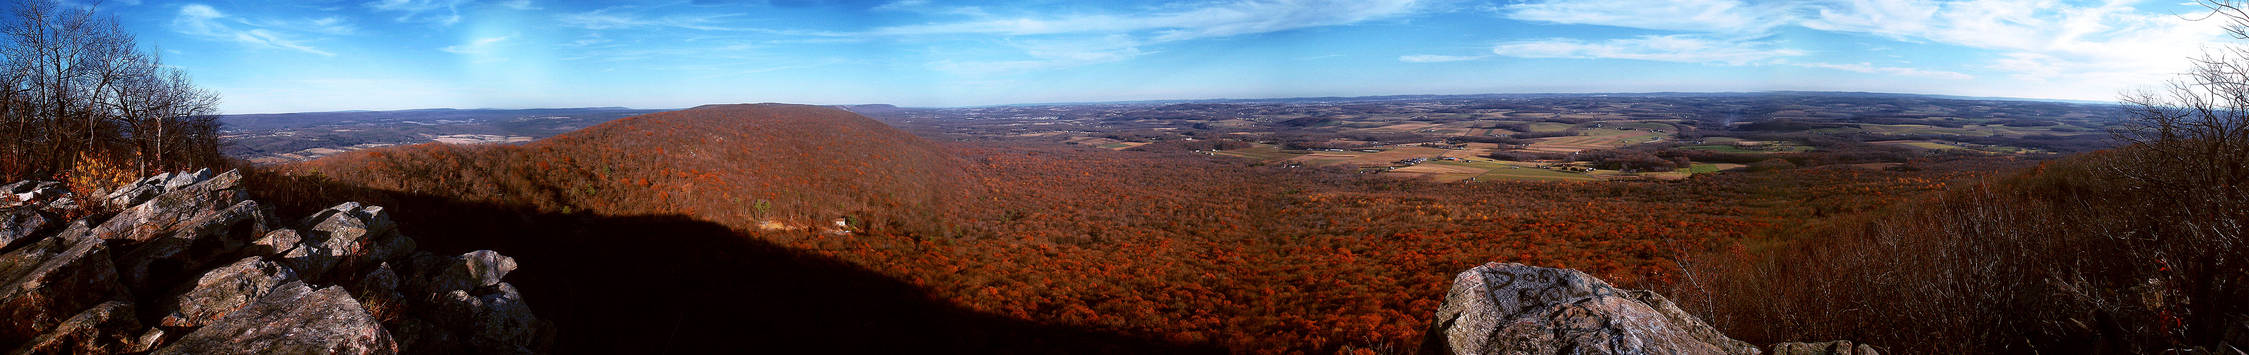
24 0 2241 113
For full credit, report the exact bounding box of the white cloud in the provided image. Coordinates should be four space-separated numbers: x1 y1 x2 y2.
886 0 1423 75
1788 61 1974 80
170 4 334 56
931 35 1149 75
1494 35 1803 65
1399 54 1485 63
1796 0 2217 86
558 7 848 37
1502 0 1784 34
1497 0 2229 97
873 0 1419 40
441 34 512 55
364 0 468 26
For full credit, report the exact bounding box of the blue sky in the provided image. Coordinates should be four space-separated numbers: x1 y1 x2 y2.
35 0 2236 113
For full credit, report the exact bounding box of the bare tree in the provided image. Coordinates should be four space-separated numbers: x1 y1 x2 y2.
0 0 222 180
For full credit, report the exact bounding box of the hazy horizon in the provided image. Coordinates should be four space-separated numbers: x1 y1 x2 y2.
46 0 2233 114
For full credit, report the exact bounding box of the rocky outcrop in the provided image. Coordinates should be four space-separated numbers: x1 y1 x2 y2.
0 227 128 344
156 256 298 328
13 300 145 353
1421 262 1759 355
1421 262 1883 355
0 170 547 353
155 281 395 354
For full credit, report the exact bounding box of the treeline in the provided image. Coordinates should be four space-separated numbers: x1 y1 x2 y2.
0 1 222 184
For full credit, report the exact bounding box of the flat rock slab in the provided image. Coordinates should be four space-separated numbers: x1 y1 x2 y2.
156 281 396 355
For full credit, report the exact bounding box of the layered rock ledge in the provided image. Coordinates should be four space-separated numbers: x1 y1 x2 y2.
0 170 548 354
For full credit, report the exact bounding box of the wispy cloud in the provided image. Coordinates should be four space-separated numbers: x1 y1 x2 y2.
871 0 1420 40
171 4 335 56
1497 0 2225 90
1399 54 1485 63
441 34 512 55
364 0 468 26
889 0 1425 75
1787 61 1973 80
558 6 850 37
1502 0 1784 34
1494 35 1800 65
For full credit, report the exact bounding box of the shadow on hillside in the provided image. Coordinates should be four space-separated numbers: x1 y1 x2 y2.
240 170 1221 354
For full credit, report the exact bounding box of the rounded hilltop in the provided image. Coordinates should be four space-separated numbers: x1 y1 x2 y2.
285 103 971 236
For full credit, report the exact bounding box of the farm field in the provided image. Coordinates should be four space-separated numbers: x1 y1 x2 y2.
1520 128 1670 153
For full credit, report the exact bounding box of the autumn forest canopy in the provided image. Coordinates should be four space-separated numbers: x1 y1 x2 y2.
2 0 2247 354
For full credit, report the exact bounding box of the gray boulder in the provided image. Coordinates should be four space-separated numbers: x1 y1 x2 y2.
0 229 127 344
0 207 52 251
157 256 300 328
283 203 414 282
112 199 273 293
406 250 516 295
250 229 301 257
102 173 174 210
160 169 209 192
9 300 143 354
2 181 60 207
1421 262 1759 355
432 283 540 354
397 250 542 354
156 281 397 355
90 170 244 244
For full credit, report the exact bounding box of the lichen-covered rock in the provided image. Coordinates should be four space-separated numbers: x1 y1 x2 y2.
0 230 127 344
90 170 243 243
433 283 540 354
407 250 516 295
285 203 415 283
0 207 53 251
112 199 273 294
160 169 210 192
155 281 396 355
249 229 301 257
1420 262 1759 355
10 300 142 354
394 250 543 353
157 256 300 328
0 172 539 354
1770 340 1879 355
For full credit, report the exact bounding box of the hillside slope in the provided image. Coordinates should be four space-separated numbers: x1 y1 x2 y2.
245 104 1207 353
285 103 971 236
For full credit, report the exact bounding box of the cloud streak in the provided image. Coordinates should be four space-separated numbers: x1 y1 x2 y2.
1494 35 1801 65
441 34 512 54
888 0 1425 75
171 4 335 56
364 0 468 26
1788 61 1973 80
1497 0 2226 90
